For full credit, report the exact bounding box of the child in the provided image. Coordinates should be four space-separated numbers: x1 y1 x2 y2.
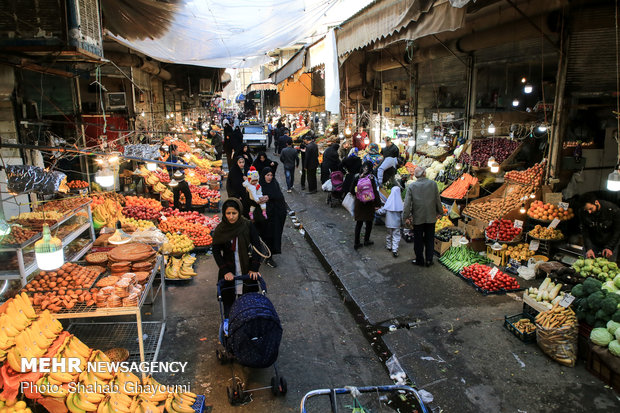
376 186 403 257
243 166 268 220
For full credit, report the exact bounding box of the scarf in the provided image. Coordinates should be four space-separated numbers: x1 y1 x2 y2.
384 186 403 212
212 198 252 274
348 148 359 158
259 167 283 201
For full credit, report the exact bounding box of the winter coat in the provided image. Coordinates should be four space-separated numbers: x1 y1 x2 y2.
377 209 403 229
340 155 362 194
321 144 341 183
402 177 443 225
304 142 319 169
280 147 299 170
350 174 381 222
382 143 399 159
580 199 620 250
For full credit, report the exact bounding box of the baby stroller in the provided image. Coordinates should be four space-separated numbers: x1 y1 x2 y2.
216 275 286 405
326 170 345 208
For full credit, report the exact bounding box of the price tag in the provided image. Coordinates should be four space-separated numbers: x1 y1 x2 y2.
548 218 560 229
489 220 494 227
514 220 523 229
558 202 569 210
559 294 575 308
489 267 499 279
529 240 540 251
451 236 462 247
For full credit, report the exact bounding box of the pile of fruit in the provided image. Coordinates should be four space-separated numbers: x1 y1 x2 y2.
485 219 522 242
416 143 448 157
504 243 535 262
572 257 619 282
572 278 620 328
159 217 212 246
120 216 156 232
527 200 574 221
122 206 161 221
458 138 520 167
93 199 123 228
461 263 521 292
188 154 223 169
0 226 38 245
154 169 171 183
189 185 220 199
528 225 563 240
90 192 125 207
163 233 194 254
441 173 478 199
180 193 208 206
504 162 545 186
161 208 209 225
164 136 192 152
67 180 89 189
195 169 221 182
535 304 578 329
439 246 492 274
165 254 197 279
125 196 163 211
22 263 100 292
463 184 533 221
435 227 464 242
185 173 201 186
513 318 536 335
435 216 453 232
526 277 568 310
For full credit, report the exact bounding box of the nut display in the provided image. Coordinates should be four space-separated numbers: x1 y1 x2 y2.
0 226 38 245
528 225 563 240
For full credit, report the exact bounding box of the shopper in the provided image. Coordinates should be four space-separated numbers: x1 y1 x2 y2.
226 156 249 207
402 167 443 266
222 119 234 167
209 129 223 161
341 148 362 194
277 128 290 155
166 144 183 176
280 139 299 193
299 138 307 190
260 167 286 267
350 161 381 250
267 119 274 149
303 136 319 193
353 128 368 150
321 143 341 184
212 198 262 317
172 170 192 211
230 126 244 158
362 143 384 173
381 137 399 159
252 152 278 176
377 156 405 186
579 193 620 260
237 144 253 174
376 186 403 257
338 140 352 161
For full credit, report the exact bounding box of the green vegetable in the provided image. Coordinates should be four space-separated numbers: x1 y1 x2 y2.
585 259 594 266
613 310 620 323
596 309 610 321
603 280 618 293
571 284 585 298
609 340 620 357
614 275 620 289
594 320 607 328
607 320 620 335
586 313 596 325
587 291 605 310
601 296 619 315
583 278 603 295
591 327 614 346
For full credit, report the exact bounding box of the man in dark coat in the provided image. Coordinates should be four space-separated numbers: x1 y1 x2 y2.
222 119 234 167
230 126 244 158
280 139 299 192
320 143 341 184
209 129 223 161
381 137 399 159
303 136 319 193
580 193 620 260
277 128 290 155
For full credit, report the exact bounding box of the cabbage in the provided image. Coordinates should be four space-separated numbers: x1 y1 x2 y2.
608 320 620 335
591 327 613 346
609 340 620 357
614 274 620 289
617 327 620 341
603 280 618 293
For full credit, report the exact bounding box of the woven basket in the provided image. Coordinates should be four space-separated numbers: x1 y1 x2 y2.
104 347 129 363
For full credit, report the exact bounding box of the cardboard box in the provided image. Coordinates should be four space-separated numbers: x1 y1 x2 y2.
434 238 451 256
458 219 486 239
544 192 563 205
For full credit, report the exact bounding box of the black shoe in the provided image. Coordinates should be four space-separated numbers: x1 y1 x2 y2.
393 251 399 257
265 258 277 268
426 260 434 267
363 240 374 246
308 190 317 194
412 260 425 266
354 243 363 250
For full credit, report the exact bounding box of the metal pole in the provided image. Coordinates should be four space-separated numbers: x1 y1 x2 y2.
548 38 569 182
74 76 91 186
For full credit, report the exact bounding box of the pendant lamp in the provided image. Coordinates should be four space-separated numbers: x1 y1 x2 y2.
607 169 620 191
35 225 64 270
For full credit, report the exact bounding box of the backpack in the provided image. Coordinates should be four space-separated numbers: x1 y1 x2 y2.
356 175 375 202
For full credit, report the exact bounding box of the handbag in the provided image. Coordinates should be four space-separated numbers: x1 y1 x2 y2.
342 193 355 216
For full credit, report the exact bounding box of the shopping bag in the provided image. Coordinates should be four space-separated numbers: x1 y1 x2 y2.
322 179 333 192
342 193 355 216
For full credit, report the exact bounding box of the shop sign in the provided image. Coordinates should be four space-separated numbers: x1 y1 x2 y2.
548 218 560 229
558 202 569 210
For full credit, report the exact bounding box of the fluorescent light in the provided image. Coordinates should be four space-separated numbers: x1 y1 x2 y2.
607 170 620 191
524 84 533 94
488 123 496 134
512 99 519 107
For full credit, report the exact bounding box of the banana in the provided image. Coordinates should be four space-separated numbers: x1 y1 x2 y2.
6 348 23 372
1 318 22 338
83 392 105 405
39 377 68 398
15 293 37 319
73 392 99 411
108 394 132 413
179 267 197 277
164 396 174 413
174 393 196 406
67 393 87 413
49 371 75 384
171 397 195 413
136 398 159 413
68 336 92 359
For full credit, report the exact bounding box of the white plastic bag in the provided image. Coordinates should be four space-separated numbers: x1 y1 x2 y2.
342 193 355 216
322 179 333 192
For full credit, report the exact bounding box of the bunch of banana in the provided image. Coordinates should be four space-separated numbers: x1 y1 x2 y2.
145 173 160 186
106 393 134 413
165 255 196 279
0 400 32 413
138 166 150 177
87 350 114 380
79 369 110 392
113 371 142 396
135 396 160 413
161 190 174 202
165 392 197 413
140 376 170 403
67 391 99 413
93 199 123 226
153 182 167 193
36 375 68 398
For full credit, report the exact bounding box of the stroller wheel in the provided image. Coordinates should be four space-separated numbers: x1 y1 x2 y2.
270 376 280 396
216 349 226 364
278 376 288 396
228 381 246 405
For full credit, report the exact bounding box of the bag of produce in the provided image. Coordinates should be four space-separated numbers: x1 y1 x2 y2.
5 165 67 195
535 304 578 366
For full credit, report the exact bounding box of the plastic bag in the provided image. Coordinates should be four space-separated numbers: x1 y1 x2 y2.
123 144 161 160
5 165 67 195
131 228 166 245
321 179 332 192
536 322 578 367
342 193 355 216
386 354 407 384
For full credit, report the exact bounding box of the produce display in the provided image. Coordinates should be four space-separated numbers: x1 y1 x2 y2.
527 200 574 221
164 136 192 153
461 263 521 293
416 143 448 158
458 138 520 167
165 254 197 279
22 263 101 293
504 243 535 262
485 219 522 242
549 266 582 287
435 216 453 232
92 199 123 228
504 162 545 186
189 185 220 201
94 272 144 307
439 246 492 274
159 216 212 247
90 192 125 207
462 184 533 221
512 318 536 335
571 277 620 328
441 173 478 199
526 277 568 310
36 198 90 214
590 321 620 357
120 216 156 232
188 154 223 169
154 169 171 183
125 196 163 212
434 227 464 242
572 257 619 282
163 233 194 254
528 225 563 240
535 304 577 329
122 206 161 221
161 208 210 225
67 180 89 189
185 173 201 186
0 226 38 245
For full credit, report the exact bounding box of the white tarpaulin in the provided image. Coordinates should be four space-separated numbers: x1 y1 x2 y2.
324 28 340 115
105 0 345 68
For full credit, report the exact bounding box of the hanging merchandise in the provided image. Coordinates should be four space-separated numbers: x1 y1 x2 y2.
5 165 68 195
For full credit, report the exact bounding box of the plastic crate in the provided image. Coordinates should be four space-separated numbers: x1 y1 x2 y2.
504 313 537 343
191 395 206 413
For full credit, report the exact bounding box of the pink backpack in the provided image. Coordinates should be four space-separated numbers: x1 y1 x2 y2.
356 175 375 202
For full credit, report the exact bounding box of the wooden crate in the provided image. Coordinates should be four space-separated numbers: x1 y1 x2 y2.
587 343 620 393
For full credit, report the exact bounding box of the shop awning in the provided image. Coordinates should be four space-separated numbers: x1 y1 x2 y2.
235 93 245 102
246 80 277 94
271 47 307 84
335 0 470 57
278 73 325 114
306 38 326 70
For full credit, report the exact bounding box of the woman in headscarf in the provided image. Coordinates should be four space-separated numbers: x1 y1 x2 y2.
212 198 262 317
230 126 244 158
259 167 287 268
340 147 362 194
226 156 250 216
350 161 381 250
238 144 253 174
362 143 384 172
320 143 341 184
252 152 278 175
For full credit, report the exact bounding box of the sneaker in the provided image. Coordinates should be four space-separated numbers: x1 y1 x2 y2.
393 251 399 257
265 258 277 268
287 189 292 193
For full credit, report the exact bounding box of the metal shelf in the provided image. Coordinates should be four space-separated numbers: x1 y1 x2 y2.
67 321 166 363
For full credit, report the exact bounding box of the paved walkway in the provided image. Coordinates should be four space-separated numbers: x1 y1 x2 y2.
274 164 620 413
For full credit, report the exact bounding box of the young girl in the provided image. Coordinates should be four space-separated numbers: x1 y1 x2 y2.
377 186 403 257
243 166 268 220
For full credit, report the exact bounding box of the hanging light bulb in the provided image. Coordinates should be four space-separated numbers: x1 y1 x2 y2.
537 124 547 132
607 168 620 191
487 156 496 168
512 99 520 107
521 77 527 84
488 123 496 134
169 179 179 187
345 126 352 135
490 161 500 173
141 111 146 117
108 221 132 245
108 154 120 164
184 117 189 122
95 167 115 188
428 139 437 146
524 83 533 94
35 225 64 271
519 203 526 214
339 133 344 138
530 192 536 199
146 162 157 172
455 163 462 170
0 219 10 239
424 124 431 133
449 127 456 135
491 241 502 251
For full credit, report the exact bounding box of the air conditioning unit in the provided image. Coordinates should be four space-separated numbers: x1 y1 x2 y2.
0 0 104 59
